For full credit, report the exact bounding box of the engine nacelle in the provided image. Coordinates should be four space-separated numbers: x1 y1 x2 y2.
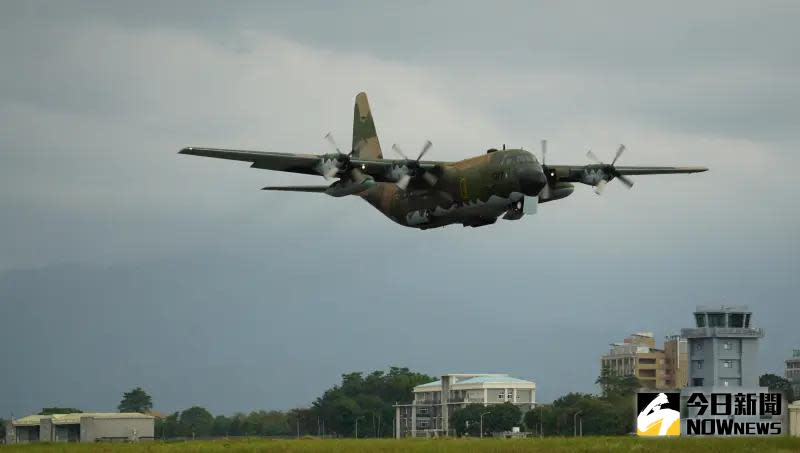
324 177 375 197
539 182 574 203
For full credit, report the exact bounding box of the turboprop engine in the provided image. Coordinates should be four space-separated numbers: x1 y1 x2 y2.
539 182 574 203
324 176 375 197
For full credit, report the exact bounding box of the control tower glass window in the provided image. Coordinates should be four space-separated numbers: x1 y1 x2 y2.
695 313 706 327
708 313 725 327
729 313 744 328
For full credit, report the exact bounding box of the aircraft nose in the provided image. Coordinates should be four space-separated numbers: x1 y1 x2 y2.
519 166 547 196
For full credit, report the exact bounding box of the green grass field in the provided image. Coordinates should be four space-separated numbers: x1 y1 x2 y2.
2 437 800 453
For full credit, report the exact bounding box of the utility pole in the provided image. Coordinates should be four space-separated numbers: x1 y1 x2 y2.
296 416 300 439
480 412 490 439
539 405 543 438
355 416 363 439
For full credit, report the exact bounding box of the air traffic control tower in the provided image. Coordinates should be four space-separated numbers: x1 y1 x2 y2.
680 305 769 427
682 305 763 389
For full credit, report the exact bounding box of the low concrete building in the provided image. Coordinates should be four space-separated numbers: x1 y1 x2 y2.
394 373 536 437
4 413 154 443
790 401 800 437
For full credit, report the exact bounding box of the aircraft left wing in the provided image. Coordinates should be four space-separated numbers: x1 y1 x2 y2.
546 164 707 181
611 166 708 175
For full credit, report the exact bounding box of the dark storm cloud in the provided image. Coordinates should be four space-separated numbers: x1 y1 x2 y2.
0 1 798 416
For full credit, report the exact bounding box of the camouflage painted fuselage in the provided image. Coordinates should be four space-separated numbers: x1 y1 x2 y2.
179 91 707 229
359 149 546 229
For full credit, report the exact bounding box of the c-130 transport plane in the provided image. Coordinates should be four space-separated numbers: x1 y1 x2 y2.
180 92 707 229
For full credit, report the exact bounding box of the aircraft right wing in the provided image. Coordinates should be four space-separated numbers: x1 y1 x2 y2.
179 146 445 183
179 147 324 175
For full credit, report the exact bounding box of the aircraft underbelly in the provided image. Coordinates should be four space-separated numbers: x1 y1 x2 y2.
360 184 517 229
402 193 512 228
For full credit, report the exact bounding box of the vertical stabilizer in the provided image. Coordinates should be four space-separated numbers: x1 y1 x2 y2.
352 92 383 159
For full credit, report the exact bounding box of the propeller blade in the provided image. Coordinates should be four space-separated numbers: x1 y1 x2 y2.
417 140 433 161
396 174 412 190
587 149 602 164
422 171 438 186
611 144 625 165
324 132 343 155
616 173 634 188
594 179 608 195
323 166 339 180
540 182 551 200
541 139 547 165
350 138 366 157
350 167 367 184
523 196 538 215
391 143 409 160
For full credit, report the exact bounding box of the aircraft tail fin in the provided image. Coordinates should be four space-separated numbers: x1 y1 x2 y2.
352 92 383 159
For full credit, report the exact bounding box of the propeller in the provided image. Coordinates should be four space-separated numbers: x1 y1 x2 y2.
322 132 365 182
541 139 547 166
390 140 438 190
586 144 634 194
539 139 553 200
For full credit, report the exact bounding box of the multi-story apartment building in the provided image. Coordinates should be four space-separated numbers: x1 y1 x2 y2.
394 373 536 437
664 335 689 389
601 332 687 389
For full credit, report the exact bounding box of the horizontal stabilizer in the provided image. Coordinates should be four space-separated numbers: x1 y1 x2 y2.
262 185 328 193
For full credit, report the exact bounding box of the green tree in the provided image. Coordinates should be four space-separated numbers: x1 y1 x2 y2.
118 387 153 413
244 410 289 436
0 418 5 442
39 407 82 415
211 415 232 436
523 404 555 436
312 367 433 437
178 406 214 437
157 412 179 439
596 367 640 399
450 404 488 436
760 373 795 403
484 402 522 433
287 408 318 437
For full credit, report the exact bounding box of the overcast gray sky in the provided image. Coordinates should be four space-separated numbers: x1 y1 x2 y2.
1 1 799 417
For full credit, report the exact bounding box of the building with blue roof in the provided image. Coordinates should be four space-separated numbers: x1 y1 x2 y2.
394 373 536 437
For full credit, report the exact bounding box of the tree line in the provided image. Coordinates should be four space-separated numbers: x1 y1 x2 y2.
8 368 795 439
153 367 433 438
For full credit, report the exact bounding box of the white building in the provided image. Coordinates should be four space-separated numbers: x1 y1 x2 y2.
394 373 536 437
4 413 154 444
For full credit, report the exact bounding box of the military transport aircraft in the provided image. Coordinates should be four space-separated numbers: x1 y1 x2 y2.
179 92 707 229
